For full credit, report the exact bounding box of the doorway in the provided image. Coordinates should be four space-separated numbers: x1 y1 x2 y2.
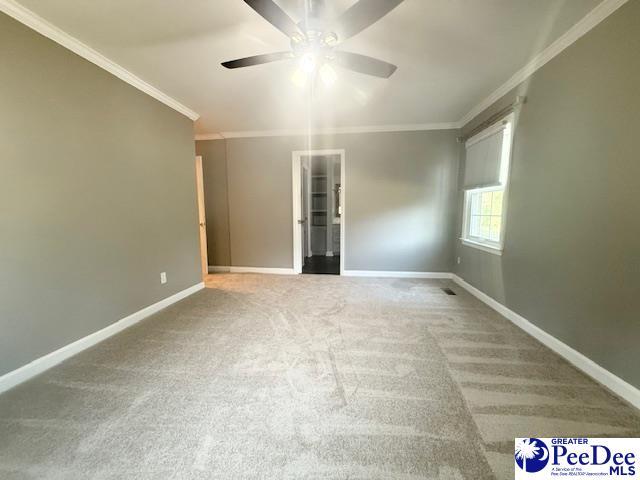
292 150 345 275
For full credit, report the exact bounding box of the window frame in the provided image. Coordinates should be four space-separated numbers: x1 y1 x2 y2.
461 186 506 254
461 114 514 255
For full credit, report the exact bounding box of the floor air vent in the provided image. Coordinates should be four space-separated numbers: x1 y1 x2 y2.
442 288 456 296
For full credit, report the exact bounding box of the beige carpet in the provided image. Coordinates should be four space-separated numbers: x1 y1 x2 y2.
1 274 638 479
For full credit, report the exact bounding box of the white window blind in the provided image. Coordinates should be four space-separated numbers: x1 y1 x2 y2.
461 115 514 253
463 124 507 189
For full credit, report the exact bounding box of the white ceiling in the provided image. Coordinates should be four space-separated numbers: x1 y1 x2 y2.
12 0 601 135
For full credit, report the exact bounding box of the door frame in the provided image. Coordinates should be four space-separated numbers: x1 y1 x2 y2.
195 155 208 279
292 149 346 275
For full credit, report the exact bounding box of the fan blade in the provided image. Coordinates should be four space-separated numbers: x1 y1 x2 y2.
221 51 293 69
332 0 404 41
244 0 303 39
333 51 397 78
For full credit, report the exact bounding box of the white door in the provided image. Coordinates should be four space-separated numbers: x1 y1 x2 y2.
195 156 208 279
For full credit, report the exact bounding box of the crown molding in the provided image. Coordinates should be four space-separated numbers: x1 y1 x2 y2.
457 0 629 128
194 123 459 140
0 0 199 121
8 0 616 132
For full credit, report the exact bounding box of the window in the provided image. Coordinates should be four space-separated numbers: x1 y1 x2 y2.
466 187 504 244
461 115 513 254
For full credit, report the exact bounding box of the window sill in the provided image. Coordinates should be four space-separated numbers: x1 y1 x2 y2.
460 238 503 256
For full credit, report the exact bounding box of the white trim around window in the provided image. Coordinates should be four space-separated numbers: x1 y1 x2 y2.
461 238 503 256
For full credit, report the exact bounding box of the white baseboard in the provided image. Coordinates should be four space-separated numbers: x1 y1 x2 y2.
326 251 334 257
343 270 453 279
451 274 640 410
208 265 231 273
0 282 205 395
229 266 296 275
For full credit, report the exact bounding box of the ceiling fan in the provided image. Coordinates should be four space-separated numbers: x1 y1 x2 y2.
221 0 404 86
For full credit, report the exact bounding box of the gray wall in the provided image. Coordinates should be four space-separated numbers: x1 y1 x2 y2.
454 0 640 388
0 13 201 376
197 130 459 271
196 140 231 266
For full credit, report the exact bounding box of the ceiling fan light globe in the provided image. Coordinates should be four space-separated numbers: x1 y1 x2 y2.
324 32 338 46
290 32 305 44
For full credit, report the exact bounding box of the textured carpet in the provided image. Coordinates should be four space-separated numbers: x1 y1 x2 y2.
1 274 639 479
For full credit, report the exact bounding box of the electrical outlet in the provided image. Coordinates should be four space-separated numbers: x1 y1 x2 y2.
160 272 167 284
457 257 461 265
